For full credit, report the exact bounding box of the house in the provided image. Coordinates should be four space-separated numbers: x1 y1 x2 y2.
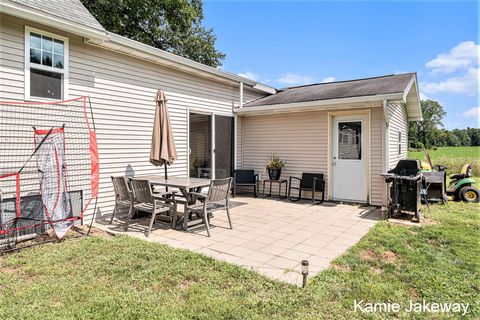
236 75 422 205
0 0 421 222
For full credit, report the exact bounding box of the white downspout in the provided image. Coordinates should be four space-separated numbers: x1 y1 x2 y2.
240 82 244 108
234 82 244 170
383 99 390 210
383 100 390 171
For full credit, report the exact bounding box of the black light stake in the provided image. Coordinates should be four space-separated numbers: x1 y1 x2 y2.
301 260 309 288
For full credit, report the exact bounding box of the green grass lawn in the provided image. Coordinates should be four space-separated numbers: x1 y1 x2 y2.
1 202 479 319
408 146 480 175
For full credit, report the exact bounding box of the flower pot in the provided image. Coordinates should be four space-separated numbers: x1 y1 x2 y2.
268 168 282 180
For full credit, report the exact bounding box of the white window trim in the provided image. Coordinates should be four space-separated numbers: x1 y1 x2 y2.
24 26 69 101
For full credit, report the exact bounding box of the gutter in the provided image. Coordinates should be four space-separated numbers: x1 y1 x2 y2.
0 0 108 41
235 93 404 115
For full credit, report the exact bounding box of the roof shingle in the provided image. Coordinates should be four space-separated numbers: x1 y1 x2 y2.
244 73 415 107
7 0 105 32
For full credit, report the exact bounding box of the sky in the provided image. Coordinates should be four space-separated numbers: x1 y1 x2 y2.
202 0 479 129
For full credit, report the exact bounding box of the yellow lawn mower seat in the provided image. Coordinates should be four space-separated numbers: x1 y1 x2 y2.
450 164 472 180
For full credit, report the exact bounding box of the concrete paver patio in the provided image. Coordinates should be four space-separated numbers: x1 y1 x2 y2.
95 197 381 285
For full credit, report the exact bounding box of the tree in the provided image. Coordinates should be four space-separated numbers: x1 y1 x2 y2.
466 127 480 146
452 129 471 146
81 0 226 67
408 100 446 148
446 131 461 147
433 129 448 147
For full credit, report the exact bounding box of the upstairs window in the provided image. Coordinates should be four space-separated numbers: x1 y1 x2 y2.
25 27 68 100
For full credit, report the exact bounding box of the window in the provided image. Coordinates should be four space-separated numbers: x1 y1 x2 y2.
337 121 362 160
398 130 402 156
25 27 68 100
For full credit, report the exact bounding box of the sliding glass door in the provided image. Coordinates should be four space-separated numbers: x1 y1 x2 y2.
189 112 233 179
214 115 234 179
189 113 212 178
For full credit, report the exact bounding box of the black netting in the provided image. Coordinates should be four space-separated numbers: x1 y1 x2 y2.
0 96 97 245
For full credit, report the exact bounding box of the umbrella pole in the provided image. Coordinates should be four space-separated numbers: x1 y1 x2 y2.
164 165 168 191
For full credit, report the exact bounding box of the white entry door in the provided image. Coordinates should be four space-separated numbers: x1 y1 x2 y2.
332 115 367 202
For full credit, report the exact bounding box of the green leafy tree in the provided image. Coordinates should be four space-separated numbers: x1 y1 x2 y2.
446 131 461 147
81 0 225 67
466 127 480 146
433 129 448 147
409 100 446 148
452 129 471 146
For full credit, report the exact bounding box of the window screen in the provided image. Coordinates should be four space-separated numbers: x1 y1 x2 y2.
30 69 62 100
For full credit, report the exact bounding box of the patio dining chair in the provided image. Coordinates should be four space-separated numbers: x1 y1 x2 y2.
110 176 133 224
185 177 233 237
125 179 177 237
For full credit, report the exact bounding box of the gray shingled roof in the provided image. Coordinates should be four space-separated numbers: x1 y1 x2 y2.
244 73 415 107
8 0 105 31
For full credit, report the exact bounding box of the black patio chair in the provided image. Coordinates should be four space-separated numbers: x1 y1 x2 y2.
232 169 259 197
288 172 325 204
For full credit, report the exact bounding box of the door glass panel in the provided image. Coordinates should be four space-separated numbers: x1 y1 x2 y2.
337 121 362 160
215 115 233 179
189 113 212 178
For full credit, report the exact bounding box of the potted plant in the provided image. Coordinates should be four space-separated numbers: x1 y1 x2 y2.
192 158 205 177
266 154 286 180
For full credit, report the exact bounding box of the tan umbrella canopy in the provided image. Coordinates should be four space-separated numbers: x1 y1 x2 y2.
150 90 177 178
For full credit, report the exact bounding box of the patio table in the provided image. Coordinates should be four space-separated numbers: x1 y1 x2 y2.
133 175 211 230
261 179 288 199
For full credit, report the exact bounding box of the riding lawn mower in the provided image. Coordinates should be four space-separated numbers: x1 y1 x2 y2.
420 151 479 203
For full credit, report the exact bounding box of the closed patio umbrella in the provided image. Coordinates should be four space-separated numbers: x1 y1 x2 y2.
150 90 177 180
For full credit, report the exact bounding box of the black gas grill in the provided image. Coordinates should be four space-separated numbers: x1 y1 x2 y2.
383 160 423 221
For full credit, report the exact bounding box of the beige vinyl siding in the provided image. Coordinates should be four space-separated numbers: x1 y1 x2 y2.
0 15 24 100
387 103 408 170
239 106 386 206
241 110 328 191
243 91 262 105
0 15 266 222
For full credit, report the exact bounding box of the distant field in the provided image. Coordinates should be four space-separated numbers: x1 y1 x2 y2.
408 146 480 160
408 146 480 176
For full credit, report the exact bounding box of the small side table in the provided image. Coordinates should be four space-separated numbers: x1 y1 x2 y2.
262 179 288 199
